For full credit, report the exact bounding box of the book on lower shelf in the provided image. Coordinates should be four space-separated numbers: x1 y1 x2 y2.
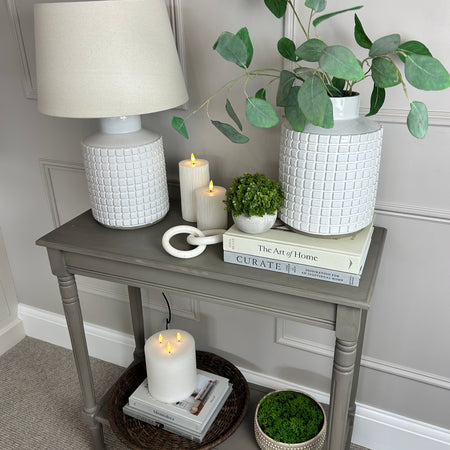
223 250 364 286
123 369 232 442
222 221 374 275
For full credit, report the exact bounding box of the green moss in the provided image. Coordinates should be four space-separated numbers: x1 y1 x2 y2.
257 391 324 444
224 173 283 218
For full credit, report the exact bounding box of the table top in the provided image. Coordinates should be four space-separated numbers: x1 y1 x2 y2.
36 203 386 313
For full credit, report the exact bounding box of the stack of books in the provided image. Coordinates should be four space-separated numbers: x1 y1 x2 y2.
123 369 232 443
222 221 374 287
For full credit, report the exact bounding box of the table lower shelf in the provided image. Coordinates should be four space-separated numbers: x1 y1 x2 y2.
102 351 250 449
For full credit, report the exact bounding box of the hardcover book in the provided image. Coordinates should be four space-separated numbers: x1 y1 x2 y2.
223 251 363 286
222 222 374 274
123 382 232 443
127 369 231 433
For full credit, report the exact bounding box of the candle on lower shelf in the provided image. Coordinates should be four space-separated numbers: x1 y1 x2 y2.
144 329 197 403
195 180 228 230
179 153 210 222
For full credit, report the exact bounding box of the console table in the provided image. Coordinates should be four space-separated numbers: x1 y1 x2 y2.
36 205 386 450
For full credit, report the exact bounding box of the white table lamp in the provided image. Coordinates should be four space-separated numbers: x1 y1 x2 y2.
34 0 188 228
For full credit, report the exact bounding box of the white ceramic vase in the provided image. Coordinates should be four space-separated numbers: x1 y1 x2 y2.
233 213 277 234
279 94 383 236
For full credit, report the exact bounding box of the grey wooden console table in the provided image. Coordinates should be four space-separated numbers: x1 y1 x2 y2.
36 206 386 450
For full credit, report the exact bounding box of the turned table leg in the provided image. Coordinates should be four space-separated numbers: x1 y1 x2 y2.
127 285 145 361
48 249 105 450
327 305 363 450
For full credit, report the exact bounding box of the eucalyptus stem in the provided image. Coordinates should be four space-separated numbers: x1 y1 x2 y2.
287 0 308 39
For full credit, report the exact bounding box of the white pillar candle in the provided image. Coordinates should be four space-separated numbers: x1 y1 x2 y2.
145 329 197 403
195 181 228 230
179 154 210 222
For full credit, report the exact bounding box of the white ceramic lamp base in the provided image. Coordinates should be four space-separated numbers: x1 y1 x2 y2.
82 116 169 229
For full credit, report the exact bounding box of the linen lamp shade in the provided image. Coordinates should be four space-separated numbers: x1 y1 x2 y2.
34 0 188 118
34 0 188 229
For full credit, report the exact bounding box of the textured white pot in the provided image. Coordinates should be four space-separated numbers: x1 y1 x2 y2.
233 213 277 234
279 95 383 235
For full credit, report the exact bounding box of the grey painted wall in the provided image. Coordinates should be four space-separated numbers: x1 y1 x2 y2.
1 0 449 432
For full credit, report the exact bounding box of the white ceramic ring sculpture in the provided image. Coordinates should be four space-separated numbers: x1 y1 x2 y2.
186 229 226 246
162 226 206 258
162 226 226 259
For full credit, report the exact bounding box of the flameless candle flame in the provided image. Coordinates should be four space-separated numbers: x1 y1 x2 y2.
167 343 172 354
209 180 214 192
191 153 196 166
177 332 181 342
159 334 163 344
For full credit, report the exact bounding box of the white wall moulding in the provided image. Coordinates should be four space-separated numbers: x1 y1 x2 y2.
375 202 450 224
39 159 90 227
18 304 450 450
7 0 186 102
275 318 450 391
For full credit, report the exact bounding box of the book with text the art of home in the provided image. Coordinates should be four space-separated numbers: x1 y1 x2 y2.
223 221 374 274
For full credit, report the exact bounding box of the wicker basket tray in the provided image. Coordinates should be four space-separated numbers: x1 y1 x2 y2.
108 351 250 449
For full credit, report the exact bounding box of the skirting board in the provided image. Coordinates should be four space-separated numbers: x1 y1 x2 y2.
0 317 26 357
18 303 450 450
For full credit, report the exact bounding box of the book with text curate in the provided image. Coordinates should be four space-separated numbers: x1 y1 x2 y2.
222 222 374 274
223 251 364 286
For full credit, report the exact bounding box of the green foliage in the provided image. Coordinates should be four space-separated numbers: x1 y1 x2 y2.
224 173 283 217
257 391 324 444
172 1 450 141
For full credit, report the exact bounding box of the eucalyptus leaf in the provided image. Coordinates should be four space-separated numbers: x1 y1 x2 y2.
366 86 385 117
264 0 287 18
404 55 450 91
211 120 249 143
236 27 254 68
369 34 400 57
285 104 307 131
225 99 243 131
331 77 346 92
245 97 280 128
305 0 326 13
407 102 428 139
295 39 326 62
171 116 189 139
276 70 297 106
325 84 344 97
213 32 248 68
278 37 299 61
371 57 401 88
312 5 363 27
354 14 372 49
297 76 333 127
255 88 267 100
397 40 431 63
319 45 364 81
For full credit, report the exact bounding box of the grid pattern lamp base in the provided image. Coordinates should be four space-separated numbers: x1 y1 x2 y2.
82 137 169 229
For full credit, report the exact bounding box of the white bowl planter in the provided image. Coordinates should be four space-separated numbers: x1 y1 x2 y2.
233 213 277 234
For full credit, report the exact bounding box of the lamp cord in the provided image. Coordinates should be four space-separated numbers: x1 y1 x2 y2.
162 292 172 330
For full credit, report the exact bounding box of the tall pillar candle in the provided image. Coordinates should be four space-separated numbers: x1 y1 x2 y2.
195 181 228 230
179 154 210 222
145 329 197 403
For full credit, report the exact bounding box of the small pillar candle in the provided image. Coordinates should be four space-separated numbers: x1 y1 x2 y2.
145 329 197 403
179 154 210 222
195 180 228 230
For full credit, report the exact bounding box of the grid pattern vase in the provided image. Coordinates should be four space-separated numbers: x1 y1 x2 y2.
279 95 383 236
82 137 169 229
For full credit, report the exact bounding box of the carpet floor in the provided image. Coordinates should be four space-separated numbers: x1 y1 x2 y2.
0 337 370 450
